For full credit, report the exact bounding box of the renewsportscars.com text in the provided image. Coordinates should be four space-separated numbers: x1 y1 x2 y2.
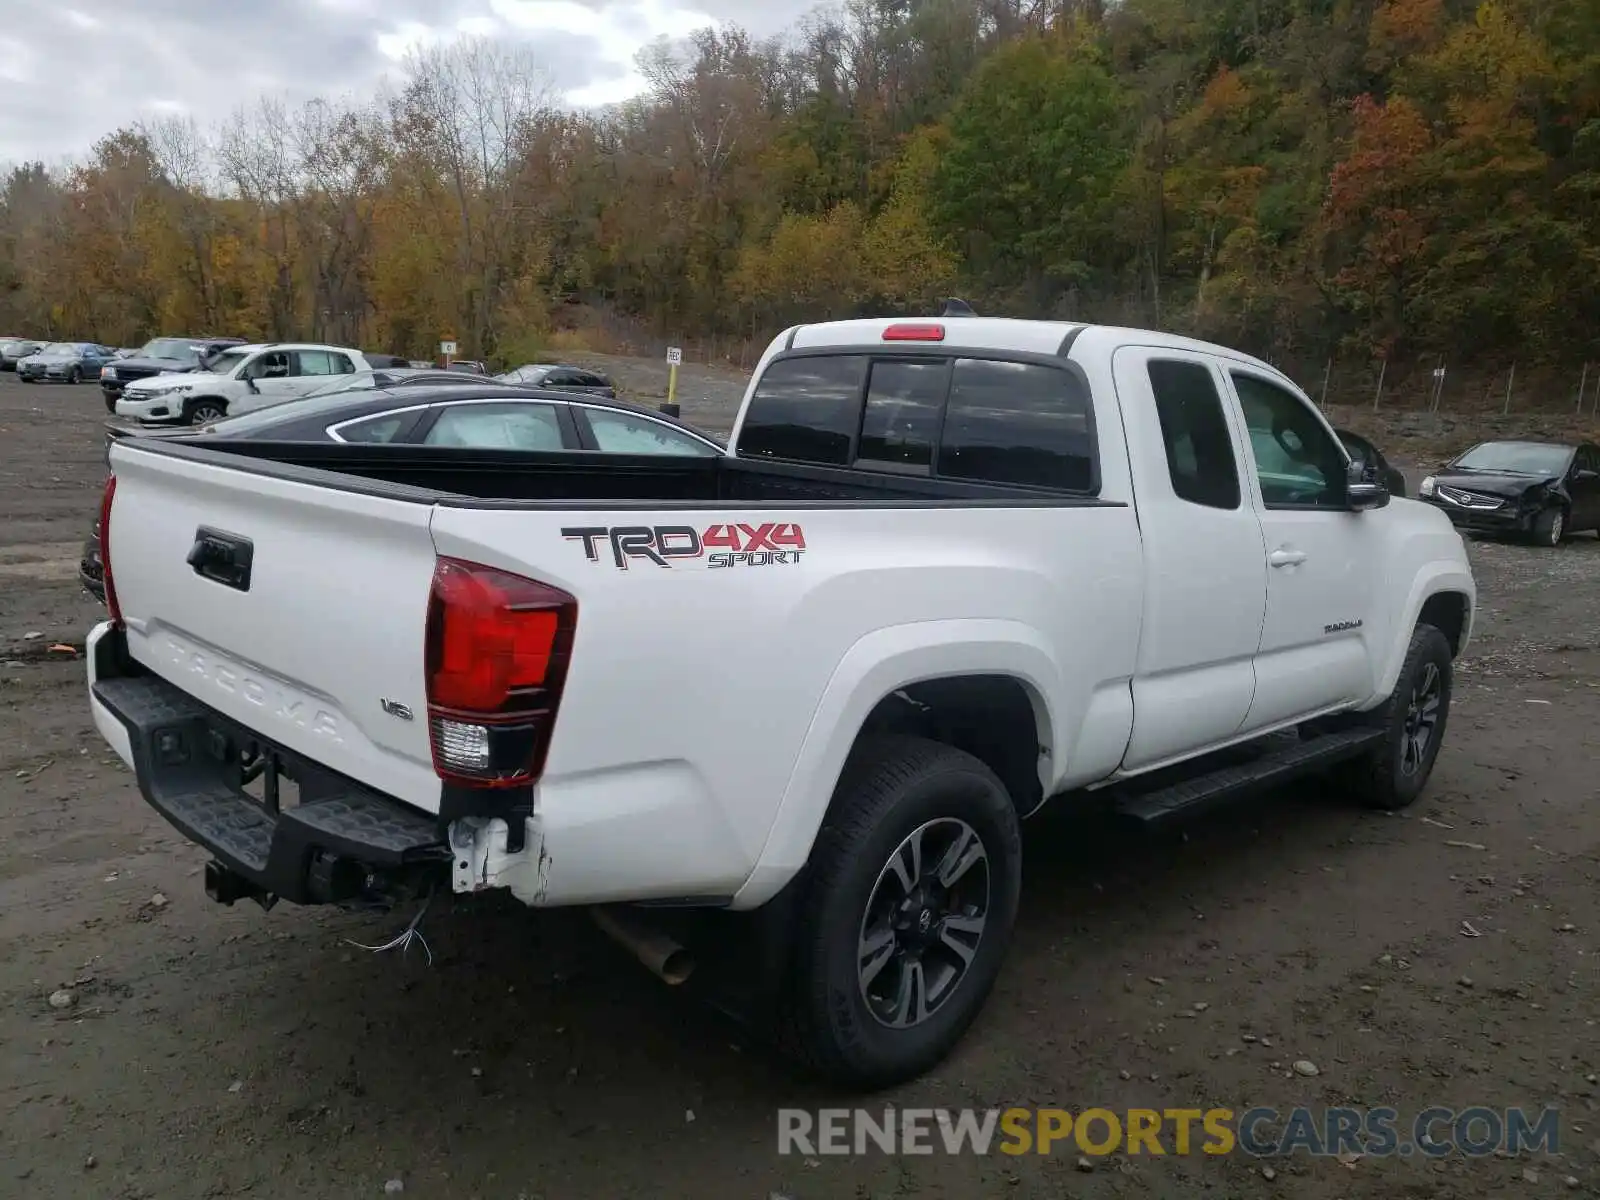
777 1106 1560 1158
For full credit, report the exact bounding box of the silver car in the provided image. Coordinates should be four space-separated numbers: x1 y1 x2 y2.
18 341 117 383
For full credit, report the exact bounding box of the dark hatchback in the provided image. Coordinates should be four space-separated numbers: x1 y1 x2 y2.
99 336 247 411
1419 440 1600 546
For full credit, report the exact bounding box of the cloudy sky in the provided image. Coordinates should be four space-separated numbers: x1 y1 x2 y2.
0 0 816 165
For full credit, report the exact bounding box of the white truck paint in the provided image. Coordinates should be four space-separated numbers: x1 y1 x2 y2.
115 343 371 425
86 315 1474 1086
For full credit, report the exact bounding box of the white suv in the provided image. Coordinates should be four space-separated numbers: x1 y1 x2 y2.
116 344 373 425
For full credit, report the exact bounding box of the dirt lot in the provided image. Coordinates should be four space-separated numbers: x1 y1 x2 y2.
3 364 1600 1200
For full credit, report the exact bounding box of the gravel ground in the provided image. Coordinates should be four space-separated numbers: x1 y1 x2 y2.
2 365 1600 1200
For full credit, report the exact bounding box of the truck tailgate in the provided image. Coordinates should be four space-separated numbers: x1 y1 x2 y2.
106 443 443 812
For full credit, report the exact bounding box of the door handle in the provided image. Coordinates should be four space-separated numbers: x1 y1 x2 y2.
1268 547 1307 568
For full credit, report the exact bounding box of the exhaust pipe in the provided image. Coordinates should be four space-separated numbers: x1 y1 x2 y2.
590 906 695 986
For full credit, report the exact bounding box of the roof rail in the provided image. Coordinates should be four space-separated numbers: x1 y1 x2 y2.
939 297 977 317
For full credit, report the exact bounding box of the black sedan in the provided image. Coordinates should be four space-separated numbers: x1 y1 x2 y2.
80 384 725 600
496 362 616 397
1419 440 1600 546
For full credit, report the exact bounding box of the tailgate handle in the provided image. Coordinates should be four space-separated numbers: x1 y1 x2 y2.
187 527 254 592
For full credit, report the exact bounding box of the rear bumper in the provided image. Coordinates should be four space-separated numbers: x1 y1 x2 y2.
86 622 448 905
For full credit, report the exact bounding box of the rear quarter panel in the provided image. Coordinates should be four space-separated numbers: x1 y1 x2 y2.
429 501 1143 906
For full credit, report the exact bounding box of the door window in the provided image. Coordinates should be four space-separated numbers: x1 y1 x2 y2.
1232 373 1347 508
246 350 294 380
423 402 565 450
1148 360 1240 509
583 408 720 456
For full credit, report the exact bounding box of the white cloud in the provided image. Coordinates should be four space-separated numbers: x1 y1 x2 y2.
0 0 816 163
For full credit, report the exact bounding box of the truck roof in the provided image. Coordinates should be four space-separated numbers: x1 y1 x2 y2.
783 316 1286 380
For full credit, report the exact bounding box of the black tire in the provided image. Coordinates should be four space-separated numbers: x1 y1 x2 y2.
776 735 1022 1089
1336 623 1453 811
187 399 226 425
19 375 33 384
104 391 117 413
66 366 80 384
1531 506 1565 547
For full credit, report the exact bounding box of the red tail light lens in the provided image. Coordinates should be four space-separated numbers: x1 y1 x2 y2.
424 558 577 787
100 474 122 625
882 323 945 342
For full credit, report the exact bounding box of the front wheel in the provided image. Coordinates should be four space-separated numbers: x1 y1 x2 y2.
66 366 80 384
187 400 226 425
1336 623 1453 811
777 736 1022 1089
1531 506 1565 547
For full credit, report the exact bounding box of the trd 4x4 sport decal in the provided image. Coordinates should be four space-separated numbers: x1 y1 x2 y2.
562 522 806 570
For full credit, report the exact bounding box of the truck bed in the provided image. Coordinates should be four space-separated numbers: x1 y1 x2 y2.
130 436 1110 510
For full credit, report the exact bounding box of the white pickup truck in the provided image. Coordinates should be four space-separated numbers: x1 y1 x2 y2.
86 316 1474 1087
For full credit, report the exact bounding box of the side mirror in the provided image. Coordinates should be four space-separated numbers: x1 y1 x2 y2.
1347 459 1390 510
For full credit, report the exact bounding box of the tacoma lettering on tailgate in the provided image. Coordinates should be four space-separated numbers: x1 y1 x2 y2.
160 635 344 743
562 523 807 571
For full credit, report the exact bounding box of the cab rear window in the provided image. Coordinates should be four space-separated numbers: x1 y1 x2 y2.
736 352 1095 492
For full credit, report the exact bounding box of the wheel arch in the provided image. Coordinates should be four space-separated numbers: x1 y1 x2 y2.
729 619 1058 910
1371 569 1474 702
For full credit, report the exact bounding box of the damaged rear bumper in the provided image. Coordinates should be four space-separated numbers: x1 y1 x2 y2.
87 622 451 906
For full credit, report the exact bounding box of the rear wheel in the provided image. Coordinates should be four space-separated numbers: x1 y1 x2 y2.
1531 506 1565 547
66 366 80 384
187 399 226 425
777 736 1021 1089
1335 623 1453 811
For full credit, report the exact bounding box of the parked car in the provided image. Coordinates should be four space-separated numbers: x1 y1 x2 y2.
0 339 44 370
362 353 412 369
1334 428 1407 498
446 359 487 374
295 367 503 400
99 336 247 411
497 362 617 397
1419 439 1600 545
115 343 372 425
85 313 1474 1088
79 383 723 601
18 341 117 383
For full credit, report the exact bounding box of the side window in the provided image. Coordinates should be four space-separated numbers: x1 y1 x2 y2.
1148 360 1240 510
584 409 720 456
1232 373 1347 508
246 350 292 379
937 359 1095 491
336 415 410 444
737 355 866 467
422 402 565 451
297 350 338 376
329 353 355 375
855 359 946 471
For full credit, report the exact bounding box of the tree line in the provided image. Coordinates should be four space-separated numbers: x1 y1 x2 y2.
0 0 1595 371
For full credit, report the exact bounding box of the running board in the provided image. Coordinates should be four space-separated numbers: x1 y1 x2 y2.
1111 726 1385 827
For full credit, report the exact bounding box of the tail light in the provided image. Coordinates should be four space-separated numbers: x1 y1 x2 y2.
100 474 122 625
424 557 577 788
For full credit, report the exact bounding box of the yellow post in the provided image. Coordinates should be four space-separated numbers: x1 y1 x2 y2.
667 361 679 407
